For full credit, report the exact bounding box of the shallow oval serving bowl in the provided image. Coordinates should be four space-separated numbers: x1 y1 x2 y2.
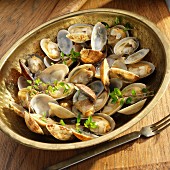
0 9 170 150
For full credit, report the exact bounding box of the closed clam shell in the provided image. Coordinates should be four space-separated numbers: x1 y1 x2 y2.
18 88 35 109
67 64 95 85
91 22 107 51
48 102 75 119
89 113 116 135
57 29 73 55
118 99 147 115
124 49 150 64
114 37 139 55
80 49 105 64
24 111 44 135
30 94 58 117
127 61 155 78
40 38 60 61
109 67 139 83
38 64 69 84
46 124 74 141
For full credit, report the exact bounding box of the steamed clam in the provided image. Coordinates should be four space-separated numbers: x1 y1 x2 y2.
40 38 60 61
127 61 155 78
13 19 156 142
67 64 95 84
114 37 139 55
66 23 93 43
108 25 129 47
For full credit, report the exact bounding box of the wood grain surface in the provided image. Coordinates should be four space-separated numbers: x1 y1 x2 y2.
0 0 170 170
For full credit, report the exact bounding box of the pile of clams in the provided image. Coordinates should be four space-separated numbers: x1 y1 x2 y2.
11 21 155 142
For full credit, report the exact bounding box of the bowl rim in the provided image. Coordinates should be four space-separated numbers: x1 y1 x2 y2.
0 8 170 150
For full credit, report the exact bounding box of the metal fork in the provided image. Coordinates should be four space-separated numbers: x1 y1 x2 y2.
46 114 170 170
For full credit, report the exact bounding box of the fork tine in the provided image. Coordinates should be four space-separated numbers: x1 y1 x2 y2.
154 122 170 134
150 114 170 127
152 118 170 131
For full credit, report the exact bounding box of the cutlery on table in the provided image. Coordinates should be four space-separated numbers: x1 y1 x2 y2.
46 114 170 170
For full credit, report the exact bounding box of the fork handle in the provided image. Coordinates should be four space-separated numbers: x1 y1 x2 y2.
46 131 141 170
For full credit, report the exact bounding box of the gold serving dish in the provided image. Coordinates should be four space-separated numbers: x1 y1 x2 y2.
0 9 170 150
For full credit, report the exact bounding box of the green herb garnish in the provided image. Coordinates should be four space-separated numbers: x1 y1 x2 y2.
76 113 81 131
60 119 65 126
101 22 109 29
124 22 133 31
84 116 98 129
109 88 123 104
114 16 122 25
126 97 132 104
131 89 136 96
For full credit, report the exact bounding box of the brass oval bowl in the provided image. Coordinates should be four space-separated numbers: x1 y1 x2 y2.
0 9 170 150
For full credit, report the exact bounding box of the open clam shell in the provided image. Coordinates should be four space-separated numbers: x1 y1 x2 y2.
124 49 150 64
31 113 56 127
71 129 98 141
48 102 76 119
67 64 95 85
38 64 69 84
67 23 93 43
74 99 95 117
127 61 155 78
57 29 73 55
112 58 127 70
102 98 123 116
24 111 44 135
91 22 107 51
110 78 123 90
40 38 60 61
121 83 146 103
48 83 75 100
18 88 35 109
80 49 105 64
89 113 116 135
88 80 104 97
108 25 129 47
118 99 147 115
75 84 97 102
18 76 29 90
109 67 139 83
10 102 26 118
27 55 46 74
19 59 33 80
46 124 74 141
100 58 110 89
30 94 58 117
114 37 139 55
94 91 109 112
